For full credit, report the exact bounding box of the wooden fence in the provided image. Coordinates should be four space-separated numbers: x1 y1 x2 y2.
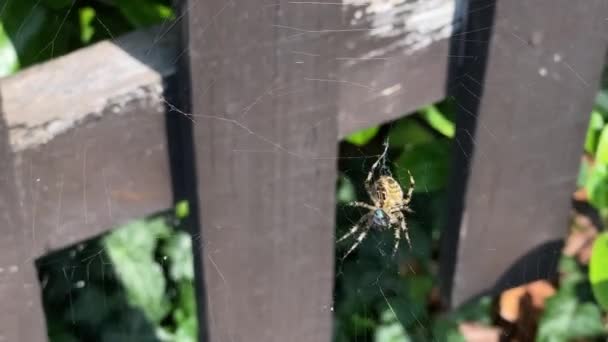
1 0 607 341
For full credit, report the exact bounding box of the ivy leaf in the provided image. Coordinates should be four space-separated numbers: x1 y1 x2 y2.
161 231 194 282
536 291 605 342
103 217 171 323
345 126 380 146
589 232 608 310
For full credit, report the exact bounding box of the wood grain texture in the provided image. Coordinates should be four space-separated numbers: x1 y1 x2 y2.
0 4 459 149
0 100 47 342
440 0 608 307
180 1 340 341
1 25 178 151
0 93 173 340
12 97 173 259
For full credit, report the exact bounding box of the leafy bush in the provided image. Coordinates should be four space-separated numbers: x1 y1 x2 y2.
37 211 198 342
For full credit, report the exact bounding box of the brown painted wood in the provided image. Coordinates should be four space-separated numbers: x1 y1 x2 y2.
0 100 47 342
440 0 608 307
1 7 457 143
179 1 340 341
0 90 172 340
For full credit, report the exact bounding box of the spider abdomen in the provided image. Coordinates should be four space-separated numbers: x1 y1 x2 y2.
373 176 404 209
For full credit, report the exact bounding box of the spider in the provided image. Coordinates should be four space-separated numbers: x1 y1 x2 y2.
337 141 414 260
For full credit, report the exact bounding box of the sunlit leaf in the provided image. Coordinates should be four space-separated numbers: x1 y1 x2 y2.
161 231 194 282
419 105 455 138
595 125 608 164
79 7 96 44
345 126 380 146
103 217 171 323
0 21 19 77
589 233 608 310
175 200 190 219
585 110 604 154
111 0 174 28
586 164 608 209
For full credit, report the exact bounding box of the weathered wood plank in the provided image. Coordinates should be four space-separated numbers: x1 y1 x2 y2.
179 1 341 341
440 0 608 307
0 103 47 342
0 84 173 341
1 1 461 146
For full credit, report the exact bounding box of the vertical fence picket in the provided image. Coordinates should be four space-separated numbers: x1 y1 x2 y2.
441 0 608 307
0 100 48 342
179 1 339 341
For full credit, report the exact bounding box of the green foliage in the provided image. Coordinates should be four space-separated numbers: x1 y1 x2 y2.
590 233 608 310
38 213 197 342
396 140 450 193
536 256 607 341
585 110 605 154
175 200 190 219
537 292 605 341
336 102 495 341
103 217 171 323
345 126 380 146
0 20 19 76
418 105 455 138
0 0 173 74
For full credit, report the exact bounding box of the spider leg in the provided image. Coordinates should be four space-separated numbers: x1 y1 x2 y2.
403 170 415 205
346 201 376 211
398 212 412 249
391 222 401 258
336 213 369 243
342 230 369 261
365 141 390 195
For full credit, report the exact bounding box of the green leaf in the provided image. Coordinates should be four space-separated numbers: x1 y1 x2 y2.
111 0 174 28
344 126 380 146
103 217 171 323
79 7 96 44
388 119 435 147
585 110 604 154
537 291 605 342
395 139 450 193
0 21 19 77
0 0 80 68
586 164 608 209
595 125 608 164
431 319 465 342
175 200 190 219
161 231 194 281
590 233 608 310
419 105 455 138
577 156 590 188
558 256 585 292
